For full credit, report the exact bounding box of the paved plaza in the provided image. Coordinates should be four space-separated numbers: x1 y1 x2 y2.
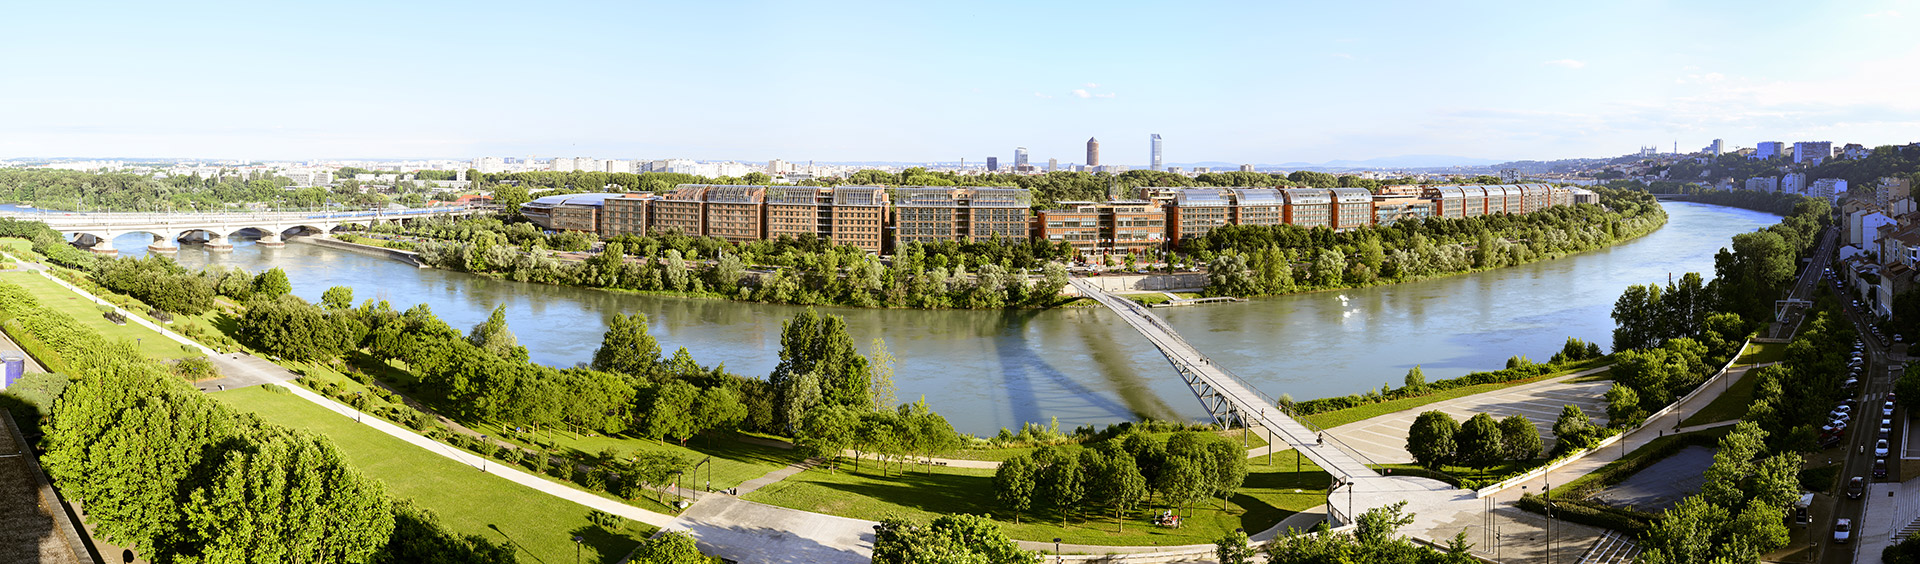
1330 368 1615 464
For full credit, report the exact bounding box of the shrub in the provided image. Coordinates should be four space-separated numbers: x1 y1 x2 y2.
1516 493 1654 535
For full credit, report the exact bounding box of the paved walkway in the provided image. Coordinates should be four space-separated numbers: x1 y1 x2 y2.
196 352 299 391
1321 365 1616 465
661 496 875 564
275 382 677 528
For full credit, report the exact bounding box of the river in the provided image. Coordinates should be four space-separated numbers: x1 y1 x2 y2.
86 201 1777 435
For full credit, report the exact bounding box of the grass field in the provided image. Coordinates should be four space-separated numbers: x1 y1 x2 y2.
0 271 200 361
1677 367 1762 428
1301 360 1612 430
215 386 655 563
746 449 1328 546
1731 341 1788 368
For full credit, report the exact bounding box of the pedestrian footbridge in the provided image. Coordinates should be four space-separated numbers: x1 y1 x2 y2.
0 207 488 254
1069 279 1404 525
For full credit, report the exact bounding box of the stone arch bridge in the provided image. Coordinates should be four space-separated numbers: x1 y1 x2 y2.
0 206 489 254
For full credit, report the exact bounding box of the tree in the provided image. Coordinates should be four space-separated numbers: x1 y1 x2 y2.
796 404 858 467
692 386 748 436
771 308 872 427
592 312 660 380
1087 445 1146 532
1456 413 1504 470
871 514 1038 564
644 380 701 443
321 286 354 310
1497 414 1542 460
636 531 707 564
1898 364 1920 414
993 455 1037 523
1040 450 1086 520
1406 410 1459 470
467 304 526 361
1552 404 1600 454
1403 365 1426 395
868 338 899 412
1604 383 1645 427
1215 529 1256 564
253 267 292 297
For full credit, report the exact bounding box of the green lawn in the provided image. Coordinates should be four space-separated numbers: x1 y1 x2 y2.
215 386 655 563
1732 341 1788 368
323 353 804 492
0 271 199 361
1371 460 1539 487
1303 360 1612 430
1677 367 1761 428
746 449 1328 546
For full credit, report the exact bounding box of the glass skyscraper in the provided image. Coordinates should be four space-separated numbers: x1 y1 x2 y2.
1150 134 1163 171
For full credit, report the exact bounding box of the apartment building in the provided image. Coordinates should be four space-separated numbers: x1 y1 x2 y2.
1330 187 1374 231
893 187 1033 247
1229 189 1284 226
651 185 708 236
1166 189 1231 241
1281 188 1333 229
828 186 889 252
600 193 655 238
1035 200 1166 256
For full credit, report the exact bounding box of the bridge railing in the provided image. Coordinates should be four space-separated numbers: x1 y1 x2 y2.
1074 279 1386 471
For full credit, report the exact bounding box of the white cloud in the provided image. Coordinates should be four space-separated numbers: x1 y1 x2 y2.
1084 82 1099 88
1544 59 1586 69
1071 89 1092 99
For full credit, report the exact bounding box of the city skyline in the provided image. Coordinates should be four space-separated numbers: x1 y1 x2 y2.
5 1 1920 166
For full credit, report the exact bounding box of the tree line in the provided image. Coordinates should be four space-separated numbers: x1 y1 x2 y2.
1200 188 1665 297
990 431 1246 529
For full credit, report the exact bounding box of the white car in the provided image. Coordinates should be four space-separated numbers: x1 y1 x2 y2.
1876 439 1890 457
1836 518 1854 543
1887 402 1898 416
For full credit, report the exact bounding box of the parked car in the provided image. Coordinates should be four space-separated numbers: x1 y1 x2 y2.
1876 458 1889 479
1848 477 1867 499
1877 440 1890 457
1836 518 1854 544
1880 420 1892 439
1837 404 1854 413
1886 402 1897 416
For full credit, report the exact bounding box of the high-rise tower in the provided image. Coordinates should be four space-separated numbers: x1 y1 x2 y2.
1087 137 1101 167
1015 147 1029 169
1150 134 1163 171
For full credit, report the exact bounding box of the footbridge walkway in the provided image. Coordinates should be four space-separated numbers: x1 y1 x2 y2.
0 206 489 254
1069 279 1404 525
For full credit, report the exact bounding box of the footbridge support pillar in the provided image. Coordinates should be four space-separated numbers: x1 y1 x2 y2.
148 234 178 253
206 233 234 251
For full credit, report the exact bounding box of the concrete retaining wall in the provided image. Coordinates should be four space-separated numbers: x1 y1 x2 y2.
294 236 425 267
1066 273 1209 294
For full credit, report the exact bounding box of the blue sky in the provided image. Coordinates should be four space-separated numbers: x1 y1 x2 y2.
4 0 1918 165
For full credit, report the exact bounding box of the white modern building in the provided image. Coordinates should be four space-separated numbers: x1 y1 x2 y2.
1755 141 1784 159
1794 141 1833 164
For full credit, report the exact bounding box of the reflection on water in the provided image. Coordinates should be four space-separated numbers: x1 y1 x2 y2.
105 202 1777 434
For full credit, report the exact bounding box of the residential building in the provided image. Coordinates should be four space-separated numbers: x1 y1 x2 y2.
698 184 767 243
1842 144 1871 160
1281 188 1334 229
651 185 708 236
765 186 827 242
1794 141 1832 164
987 157 998 172
1166 189 1231 241
1811 178 1848 202
600 193 655 238
892 187 1032 247
1087 137 1101 167
1500 168 1520 183
1745 176 1779 193
1706 139 1724 155
1372 195 1433 224
1330 188 1374 231
1047 158 1058 172
1755 141 1784 159
827 186 889 252
1034 200 1165 256
1783 172 1808 195
1239 164 1254 172
1150 134 1163 171
1228 188 1283 226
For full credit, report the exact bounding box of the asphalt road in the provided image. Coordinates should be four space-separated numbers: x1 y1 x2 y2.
1821 256 1903 564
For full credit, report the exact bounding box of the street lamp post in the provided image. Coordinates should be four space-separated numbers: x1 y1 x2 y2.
1053 537 1061 564
572 535 583 564
479 435 488 473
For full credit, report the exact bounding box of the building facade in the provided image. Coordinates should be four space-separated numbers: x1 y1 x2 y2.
1755 141 1784 159
1150 134 1163 171
1087 137 1100 167
1794 141 1833 164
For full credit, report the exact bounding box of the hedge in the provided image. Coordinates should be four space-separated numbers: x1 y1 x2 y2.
1516 493 1656 536
1292 362 1565 415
